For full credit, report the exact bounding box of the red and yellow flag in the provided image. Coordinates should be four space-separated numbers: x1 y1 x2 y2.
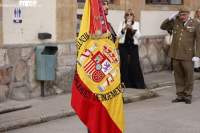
71 0 124 133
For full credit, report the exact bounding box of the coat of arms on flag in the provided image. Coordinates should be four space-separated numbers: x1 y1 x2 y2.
78 39 120 92
71 0 124 133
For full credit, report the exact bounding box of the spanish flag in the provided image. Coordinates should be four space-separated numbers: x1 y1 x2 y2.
71 0 124 133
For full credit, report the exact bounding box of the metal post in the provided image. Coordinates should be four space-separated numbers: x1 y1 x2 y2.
41 81 45 97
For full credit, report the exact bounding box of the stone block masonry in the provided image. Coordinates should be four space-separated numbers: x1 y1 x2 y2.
0 35 170 103
0 42 76 103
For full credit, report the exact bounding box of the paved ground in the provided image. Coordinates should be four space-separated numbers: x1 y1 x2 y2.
0 71 199 132
6 80 200 133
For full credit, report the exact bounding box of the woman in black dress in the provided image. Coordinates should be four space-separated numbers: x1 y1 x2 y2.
117 9 146 89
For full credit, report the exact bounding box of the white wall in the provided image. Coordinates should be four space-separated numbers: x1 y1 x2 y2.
3 0 56 45
77 9 124 35
77 9 174 36
140 10 178 36
140 10 195 36
78 9 196 37
107 10 124 34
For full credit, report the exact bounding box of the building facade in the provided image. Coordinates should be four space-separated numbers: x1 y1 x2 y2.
77 0 200 81
98 0 200 72
0 0 77 102
0 0 200 102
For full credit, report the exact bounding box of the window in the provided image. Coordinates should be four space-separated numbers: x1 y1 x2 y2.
76 14 82 36
77 0 113 3
146 0 183 5
77 0 85 2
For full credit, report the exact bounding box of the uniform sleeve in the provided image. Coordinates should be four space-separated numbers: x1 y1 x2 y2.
160 18 174 34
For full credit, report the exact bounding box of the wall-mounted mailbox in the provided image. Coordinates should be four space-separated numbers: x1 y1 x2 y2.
38 33 52 40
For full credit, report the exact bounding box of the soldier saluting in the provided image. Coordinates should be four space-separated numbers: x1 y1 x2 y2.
160 7 200 104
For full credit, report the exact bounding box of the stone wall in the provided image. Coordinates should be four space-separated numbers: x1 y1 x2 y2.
139 35 170 73
0 42 76 102
0 0 77 103
0 35 170 103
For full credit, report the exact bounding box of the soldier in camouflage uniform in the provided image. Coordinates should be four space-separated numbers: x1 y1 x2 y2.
160 8 200 104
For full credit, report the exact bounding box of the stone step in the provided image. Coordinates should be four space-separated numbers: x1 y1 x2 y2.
0 103 31 114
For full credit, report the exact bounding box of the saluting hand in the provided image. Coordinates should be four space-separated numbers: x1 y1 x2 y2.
169 12 179 20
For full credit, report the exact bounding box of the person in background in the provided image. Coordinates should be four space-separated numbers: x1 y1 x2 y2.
117 9 146 89
193 8 200 72
195 8 200 22
160 7 200 104
103 0 117 43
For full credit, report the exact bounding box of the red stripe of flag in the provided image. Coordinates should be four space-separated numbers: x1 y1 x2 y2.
84 60 96 74
71 73 122 133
